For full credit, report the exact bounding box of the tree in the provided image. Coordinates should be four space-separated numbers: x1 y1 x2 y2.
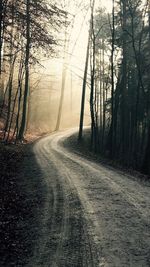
142 0 150 174
55 1 88 131
0 0 67 141
78 25 90 141
81 0 150 175
18 0 30 140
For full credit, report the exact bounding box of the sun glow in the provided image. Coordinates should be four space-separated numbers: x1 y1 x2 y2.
31 0 113 131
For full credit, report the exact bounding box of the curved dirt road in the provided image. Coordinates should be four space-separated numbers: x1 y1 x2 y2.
29 129 150 267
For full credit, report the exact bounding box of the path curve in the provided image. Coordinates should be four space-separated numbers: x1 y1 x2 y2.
28 129 150 267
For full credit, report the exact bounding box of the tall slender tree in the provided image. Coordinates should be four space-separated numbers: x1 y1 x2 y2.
18 0 30 140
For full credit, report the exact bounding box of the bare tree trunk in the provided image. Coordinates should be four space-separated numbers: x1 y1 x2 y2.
99 46 102 145
78 33 90 141
55 14 68 131
18 0 30 140
90 0 96 151
14 61 24 140
7 84 18 141
3 2 15 140
102 39 105 150
0 0 4 106
55 60 67 131
107 0 115 157
0 0 8 103
3 56 16 140
120 0 127 157
110 0 115 156
142 1 150 174
0 0 3 79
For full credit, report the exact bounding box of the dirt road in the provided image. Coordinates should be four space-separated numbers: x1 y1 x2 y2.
29 129 150 267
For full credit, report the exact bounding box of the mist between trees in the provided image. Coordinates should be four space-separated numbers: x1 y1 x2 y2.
0 0 68 140
0 0 150 176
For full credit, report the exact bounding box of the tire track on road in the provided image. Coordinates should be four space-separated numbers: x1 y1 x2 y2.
30 136 97 267
29 130 150 267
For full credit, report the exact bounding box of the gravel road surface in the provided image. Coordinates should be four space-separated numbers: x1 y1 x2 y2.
28 129 150 267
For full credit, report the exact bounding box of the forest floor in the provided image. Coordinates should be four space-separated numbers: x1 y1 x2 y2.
0 128 150 267
0 133 96 267
0 143 49 266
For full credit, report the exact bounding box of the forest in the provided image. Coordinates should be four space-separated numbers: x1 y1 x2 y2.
1 1 150 266
0 0 150 176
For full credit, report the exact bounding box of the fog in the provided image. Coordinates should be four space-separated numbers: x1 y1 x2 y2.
28 63 90 133
27 0 112 134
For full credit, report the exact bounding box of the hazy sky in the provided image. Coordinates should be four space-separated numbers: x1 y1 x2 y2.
38 0 113 128
69 0 112 73
44 0 113 97
100 0 112 11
